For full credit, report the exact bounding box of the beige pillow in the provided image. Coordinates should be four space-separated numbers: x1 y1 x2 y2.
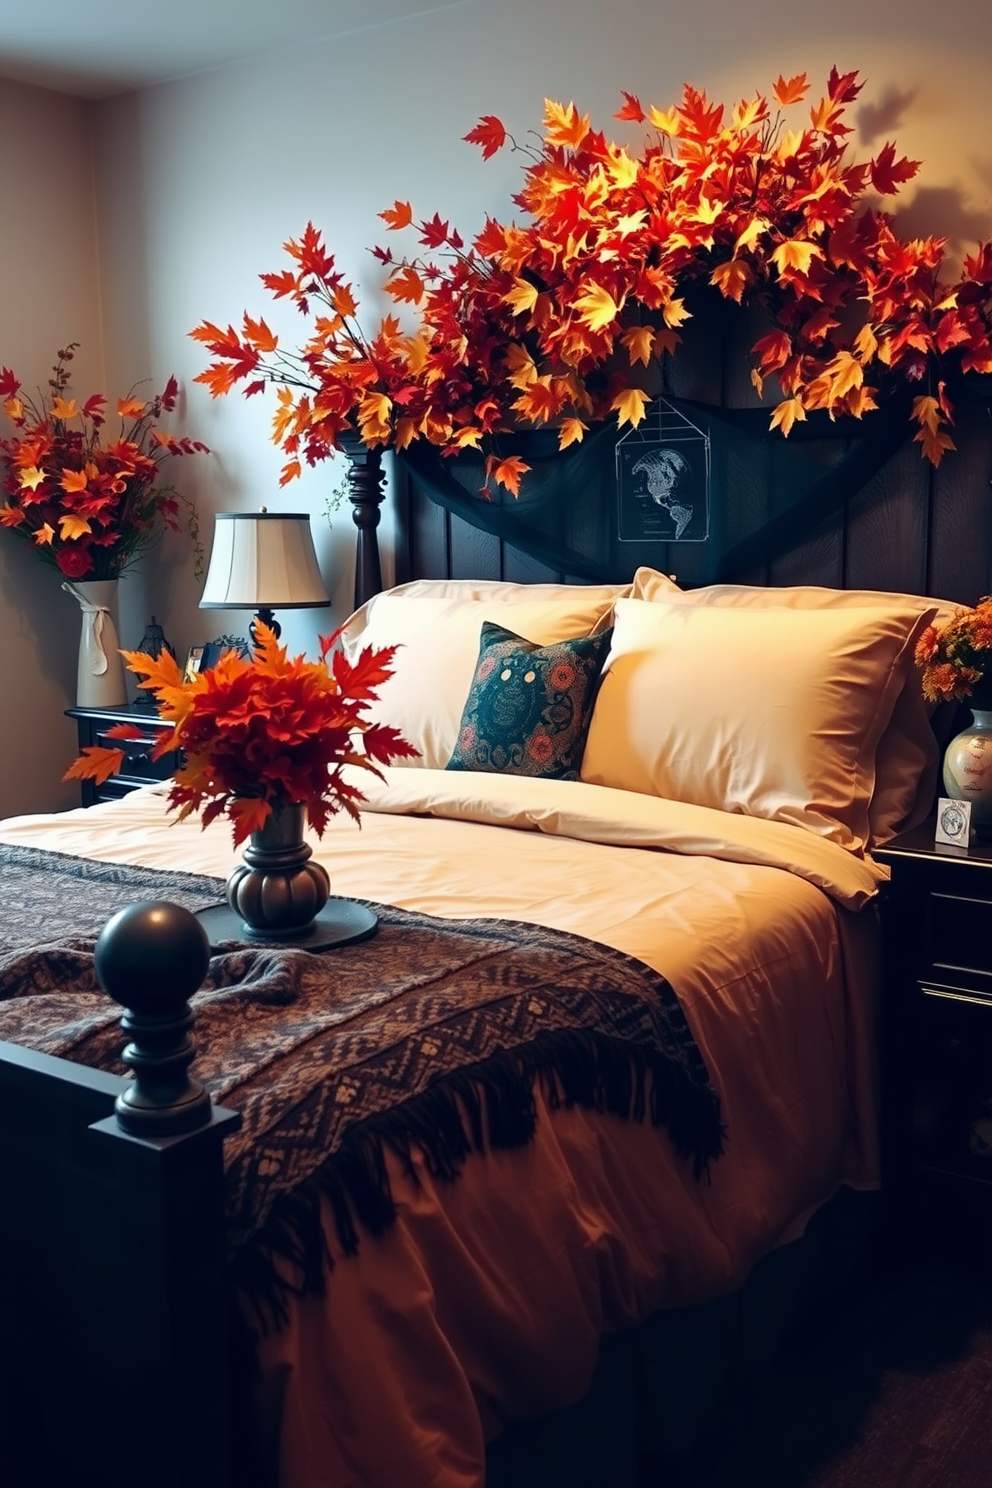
580 597 934 850
340 581 628 769
629 568 957 845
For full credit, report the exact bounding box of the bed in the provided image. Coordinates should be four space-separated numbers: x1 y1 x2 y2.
0 561 960 1488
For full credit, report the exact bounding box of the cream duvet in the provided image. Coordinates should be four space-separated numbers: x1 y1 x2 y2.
0 770 882 1488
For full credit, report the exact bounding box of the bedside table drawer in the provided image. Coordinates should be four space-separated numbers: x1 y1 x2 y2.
92 724 174 785
925 891 992 999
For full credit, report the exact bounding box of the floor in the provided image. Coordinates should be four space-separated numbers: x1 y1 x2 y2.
645 1190 992 1488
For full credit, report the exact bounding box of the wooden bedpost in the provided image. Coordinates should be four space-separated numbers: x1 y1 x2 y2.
340 429 385 608
0 901 241 1488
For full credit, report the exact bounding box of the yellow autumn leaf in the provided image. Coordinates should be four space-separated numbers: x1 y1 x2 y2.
357 392 392 442
117 396 146 419
771 240 823 276
403 330 432 375
732 95 764 130
776 130 804 162
18 465 47 492
734 218 768 255
504 342 538 389
606 147 639 190
573 282 621 332
648 105 681 135
825 351 863 401
621 326 655 366
912 395 942 435
543 99 590 150
611 386 651 428
33 522 55 546
769 398 807 437
59 514 92 541
710 259 752 303
393 417 417 451
502 278 540 317
854 323 878 364
614 210 647 238
914 424 956 465
451 426 484 450
662 297 691 329
4 396 23 421
51 397 77 420
557 417 588 450
60 468 89 493
750 368 765 397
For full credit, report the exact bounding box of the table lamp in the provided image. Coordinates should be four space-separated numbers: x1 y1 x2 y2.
199 509 329 648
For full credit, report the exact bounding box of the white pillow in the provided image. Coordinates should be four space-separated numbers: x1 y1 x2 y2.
341 581 628 769
580 596 935 850
629 568 958 845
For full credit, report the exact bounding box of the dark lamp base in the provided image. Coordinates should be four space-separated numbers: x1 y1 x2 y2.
196 898 378 952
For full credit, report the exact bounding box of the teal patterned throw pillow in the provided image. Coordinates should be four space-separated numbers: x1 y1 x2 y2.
445 621 613 780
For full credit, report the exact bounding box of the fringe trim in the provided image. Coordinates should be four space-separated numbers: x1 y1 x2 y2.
230 1029 724 1337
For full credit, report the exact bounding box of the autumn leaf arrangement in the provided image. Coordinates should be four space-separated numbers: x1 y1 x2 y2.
916 600 992 705
192 67 992 496
0 344 207 581
66 622 419 845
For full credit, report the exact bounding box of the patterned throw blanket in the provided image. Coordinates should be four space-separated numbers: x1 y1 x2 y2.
0 843 723 1315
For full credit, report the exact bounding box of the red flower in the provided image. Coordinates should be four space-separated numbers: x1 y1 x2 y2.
55 544 95 579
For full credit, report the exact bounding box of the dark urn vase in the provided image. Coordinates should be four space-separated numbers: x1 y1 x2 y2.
225 800 330 939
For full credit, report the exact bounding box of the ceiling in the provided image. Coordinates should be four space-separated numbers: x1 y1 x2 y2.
0 0 462 99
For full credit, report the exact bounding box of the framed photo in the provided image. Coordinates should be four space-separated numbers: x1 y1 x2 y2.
183 645 205 684
201 634 250 671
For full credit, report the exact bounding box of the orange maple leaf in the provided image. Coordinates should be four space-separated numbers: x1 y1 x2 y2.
573 282 621 331
543 99 590 151
772 73 809 107
385 265 425 305
611 387 650 428
710 259 753 303
487 455 530 495
557 417 588 449
379 199 414 230
769 397 807 437
615 91 645 123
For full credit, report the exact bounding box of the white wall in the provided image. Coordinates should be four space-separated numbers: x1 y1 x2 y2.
0 79 105 815
3 0 991 812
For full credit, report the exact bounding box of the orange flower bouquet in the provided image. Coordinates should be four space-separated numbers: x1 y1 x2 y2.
0 344 206 580
915 599 992 705
66 623 419 845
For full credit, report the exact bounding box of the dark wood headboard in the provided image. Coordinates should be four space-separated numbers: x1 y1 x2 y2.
392 307 992 606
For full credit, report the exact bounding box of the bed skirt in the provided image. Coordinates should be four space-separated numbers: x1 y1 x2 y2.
485 1185 875 1487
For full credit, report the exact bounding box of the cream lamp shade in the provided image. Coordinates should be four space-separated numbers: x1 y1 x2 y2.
199 510 329 644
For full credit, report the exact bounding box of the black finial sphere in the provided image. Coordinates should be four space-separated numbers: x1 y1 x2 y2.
95 900 210 1016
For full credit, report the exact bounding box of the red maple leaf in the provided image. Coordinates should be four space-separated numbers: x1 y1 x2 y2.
464 114 507 160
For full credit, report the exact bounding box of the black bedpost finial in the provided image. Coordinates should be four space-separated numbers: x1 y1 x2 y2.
95 900 214 1137
340 429 385 609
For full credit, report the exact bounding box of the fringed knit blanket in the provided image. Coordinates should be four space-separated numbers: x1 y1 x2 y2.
0 843 723 1310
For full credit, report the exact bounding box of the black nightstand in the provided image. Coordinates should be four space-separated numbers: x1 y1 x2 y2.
874 822 992 1234
66 703 180 806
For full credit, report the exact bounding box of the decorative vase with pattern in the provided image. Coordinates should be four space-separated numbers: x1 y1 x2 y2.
942 707 992 831
62 578 127 708
224 800 331 939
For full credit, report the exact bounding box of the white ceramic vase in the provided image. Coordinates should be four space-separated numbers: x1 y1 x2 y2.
942 708 992 829
62 578 127 708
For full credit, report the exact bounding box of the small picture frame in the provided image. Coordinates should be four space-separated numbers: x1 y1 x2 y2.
201 634 250 671
183 645 205 684
935 796 971 847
